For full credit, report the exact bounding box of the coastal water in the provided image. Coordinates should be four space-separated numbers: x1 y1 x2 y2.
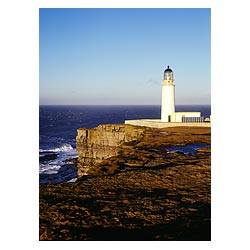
39 105 211 184
166 143 211 155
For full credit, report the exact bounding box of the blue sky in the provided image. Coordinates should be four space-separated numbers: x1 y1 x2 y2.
39 8 211 105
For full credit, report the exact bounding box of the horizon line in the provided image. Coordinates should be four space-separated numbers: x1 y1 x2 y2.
39 104 211 106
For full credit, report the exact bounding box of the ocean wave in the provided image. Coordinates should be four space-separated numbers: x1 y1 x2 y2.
39 165 61 174
39 143 74 153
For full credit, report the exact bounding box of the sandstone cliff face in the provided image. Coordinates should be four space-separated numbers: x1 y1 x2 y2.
76 124 144 176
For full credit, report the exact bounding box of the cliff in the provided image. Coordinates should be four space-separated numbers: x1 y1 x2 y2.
40 125 211 240
76 124 145 177
76 124 211 177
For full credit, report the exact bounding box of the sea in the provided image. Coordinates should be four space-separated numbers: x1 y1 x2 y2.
39 105 211 184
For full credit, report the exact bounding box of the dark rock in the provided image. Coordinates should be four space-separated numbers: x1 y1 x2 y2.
63 157 78 164
39 153 58 162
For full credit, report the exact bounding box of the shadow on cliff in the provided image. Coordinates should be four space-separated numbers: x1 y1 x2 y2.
84 220 211 241
50 204 211 241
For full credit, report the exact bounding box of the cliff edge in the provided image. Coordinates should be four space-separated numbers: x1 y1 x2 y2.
76 124 145 177
76 124 211 178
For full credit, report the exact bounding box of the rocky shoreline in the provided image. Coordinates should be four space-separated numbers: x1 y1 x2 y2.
39 125 211 240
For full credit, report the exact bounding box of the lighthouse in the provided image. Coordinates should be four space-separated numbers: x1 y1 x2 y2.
161 66 175 122
125 64 208 127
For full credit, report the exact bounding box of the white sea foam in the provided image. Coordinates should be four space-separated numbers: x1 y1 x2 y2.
39 143 74 153
67 178 77 183
39 165 61 174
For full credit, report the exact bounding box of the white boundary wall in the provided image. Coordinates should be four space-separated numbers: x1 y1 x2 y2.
125 119 211 128
175 112 201 122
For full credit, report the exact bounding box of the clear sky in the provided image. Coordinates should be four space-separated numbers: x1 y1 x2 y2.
39 8 211 105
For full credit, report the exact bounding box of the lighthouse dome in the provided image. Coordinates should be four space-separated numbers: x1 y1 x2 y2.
164 66 172 73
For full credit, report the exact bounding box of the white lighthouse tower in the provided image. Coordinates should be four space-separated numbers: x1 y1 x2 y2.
161 66 175 122
125 64 209 127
